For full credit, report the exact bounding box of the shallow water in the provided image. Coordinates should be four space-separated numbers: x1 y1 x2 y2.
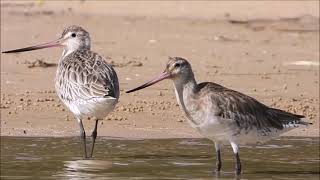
1 136 319 179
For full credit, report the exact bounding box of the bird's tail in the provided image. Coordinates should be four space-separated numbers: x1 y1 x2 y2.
268 108 312 128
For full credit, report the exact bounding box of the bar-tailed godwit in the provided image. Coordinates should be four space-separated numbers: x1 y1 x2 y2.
126 57 310 175
3 25 119 158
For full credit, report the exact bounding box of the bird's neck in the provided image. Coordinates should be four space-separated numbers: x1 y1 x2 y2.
173 75 199 125
61 49 73 59
61 45 91 60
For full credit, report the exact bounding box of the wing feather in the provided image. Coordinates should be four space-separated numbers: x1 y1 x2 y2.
56 50 119 102
197 82 303 130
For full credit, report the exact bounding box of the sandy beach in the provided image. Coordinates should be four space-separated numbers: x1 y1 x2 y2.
1 1 319 138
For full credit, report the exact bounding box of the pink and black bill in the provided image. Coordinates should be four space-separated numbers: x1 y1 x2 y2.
2 38 63 54
126 71 171 93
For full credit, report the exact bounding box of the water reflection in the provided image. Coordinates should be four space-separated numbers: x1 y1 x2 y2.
1 137 319 179
58 159 113 179
64 159 113 172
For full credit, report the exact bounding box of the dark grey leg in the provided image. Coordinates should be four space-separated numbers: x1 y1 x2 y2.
214 142 222 172
234 152 241 175
78 118 87 159
89 119 99 158
231 142 241 175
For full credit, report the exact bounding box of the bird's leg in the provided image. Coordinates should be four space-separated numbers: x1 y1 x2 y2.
234 152 241 175
89 119 99 158
78 118 87 159
230 142 241 175
214 142 222 172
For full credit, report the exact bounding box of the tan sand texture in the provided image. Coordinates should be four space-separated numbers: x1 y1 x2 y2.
1 1 319 138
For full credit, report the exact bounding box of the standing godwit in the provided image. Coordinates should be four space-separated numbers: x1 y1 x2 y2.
126 57 310 175
2 25 119 158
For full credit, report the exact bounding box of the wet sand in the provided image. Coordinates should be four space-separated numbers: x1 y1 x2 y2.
1 1 319 138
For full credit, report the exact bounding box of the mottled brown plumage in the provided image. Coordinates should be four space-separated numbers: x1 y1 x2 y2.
195 82 304 131
56 49 119 103
3 25 119 159
126 57 309 175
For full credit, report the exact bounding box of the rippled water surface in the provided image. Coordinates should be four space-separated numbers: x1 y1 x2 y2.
1 136 319 179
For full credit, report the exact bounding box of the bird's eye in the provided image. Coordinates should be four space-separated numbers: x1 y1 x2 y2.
71 33 76 38
174 63 181 68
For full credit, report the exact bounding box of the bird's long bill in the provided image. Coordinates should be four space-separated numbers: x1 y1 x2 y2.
126 72 171 93
2 37 64 54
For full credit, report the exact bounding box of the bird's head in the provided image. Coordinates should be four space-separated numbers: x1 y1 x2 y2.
2 25 90 54
126 57 193 93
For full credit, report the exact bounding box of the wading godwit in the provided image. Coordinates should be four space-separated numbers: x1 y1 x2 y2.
126 57 310 175
3 25 119 158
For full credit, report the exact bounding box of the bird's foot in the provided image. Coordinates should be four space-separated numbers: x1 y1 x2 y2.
215 162 222 172
235 167 241 176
